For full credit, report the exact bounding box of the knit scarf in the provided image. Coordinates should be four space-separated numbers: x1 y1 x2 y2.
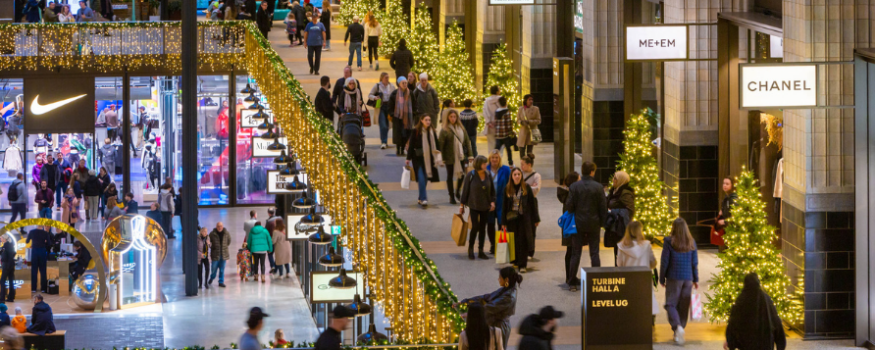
394 88 412 129
421 128 435 178
343 86 362 115
448 123 466 180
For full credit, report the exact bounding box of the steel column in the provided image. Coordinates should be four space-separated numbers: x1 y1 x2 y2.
181 0 199 296
122 71 131 198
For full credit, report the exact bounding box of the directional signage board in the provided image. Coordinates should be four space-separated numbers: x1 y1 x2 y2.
582 266 652 350
625 25 688 61
740 64 817 109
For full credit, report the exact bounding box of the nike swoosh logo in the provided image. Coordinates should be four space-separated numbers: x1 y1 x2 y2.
30 94 87 115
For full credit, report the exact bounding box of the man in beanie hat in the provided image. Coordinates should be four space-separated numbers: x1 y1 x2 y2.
314 305 356 350
517 305 564 350
412 72 439 125
240 307 269 350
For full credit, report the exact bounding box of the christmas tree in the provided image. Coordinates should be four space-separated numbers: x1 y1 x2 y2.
337 0 379 26
485 43 521 130
616 108 675 239
377 0 409 57
433 22 478 106
407 2 440 78
705 169 803 324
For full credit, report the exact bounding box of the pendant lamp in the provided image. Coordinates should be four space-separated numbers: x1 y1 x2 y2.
243 91 260 103
301 206 324 226
252 106 269 120
328 268 357 289
348 293 372 316
266 138 286 151
279 162 300 176
307 225 332 244
247 100 264 110
240 83 256 94
258 126 278 139
293 192 315 209
274 150 293 164
318 246 344 267
284 175 306 192
356 322 388 343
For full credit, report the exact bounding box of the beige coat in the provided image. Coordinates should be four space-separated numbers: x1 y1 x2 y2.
272 230 292 266
516 106 542 147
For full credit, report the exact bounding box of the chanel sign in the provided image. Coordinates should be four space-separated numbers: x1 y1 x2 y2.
740 64 817 109
625 25 688 61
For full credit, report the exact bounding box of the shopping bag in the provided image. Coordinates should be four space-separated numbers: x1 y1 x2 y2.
507 230 516 263
691 288 703 321
495 231 509 264
401 167 411 189
530 126 542 144
451 214 468 246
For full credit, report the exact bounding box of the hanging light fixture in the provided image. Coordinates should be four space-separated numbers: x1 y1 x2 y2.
266 137 286 151
240 83 256 94
293 191 315 208
307 225 332 244
247 100 264 110
301 206 324 226
318 246 344 267
258 125 278 139
279 161 301 176
257 119 273 131
357 322 388 343
348 293 372 316
243 91 260 103
284 175 306 192
274 150 293 164
328 268 357 289
252 106 269 120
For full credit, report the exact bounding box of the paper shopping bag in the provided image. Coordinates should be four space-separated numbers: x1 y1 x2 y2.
406 165 416 182
691 288 703 321
451 214 469 246
401 167 411 189
507 230 516 263
495 231 509 264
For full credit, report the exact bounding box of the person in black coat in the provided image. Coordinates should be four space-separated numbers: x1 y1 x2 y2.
314 76 334 123
255 1 271 37
70 241 91 282
605 170 634 265
517 306 563 350
405 115 440 207
557 171 579 288
332 67 360 114
501 167 540 272
0 235 16 302
320 6 331 50
564 161 607 290
390 39 415 80
242 0 256 20
725 273 786 350
26 295 55 335
291 1 306 44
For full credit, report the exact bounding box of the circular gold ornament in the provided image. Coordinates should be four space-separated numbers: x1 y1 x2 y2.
100 214 168 269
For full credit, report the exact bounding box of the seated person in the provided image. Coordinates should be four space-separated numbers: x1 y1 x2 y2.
26 294 55 335
69 241 91 283
11 307 25 333
0 304 10 328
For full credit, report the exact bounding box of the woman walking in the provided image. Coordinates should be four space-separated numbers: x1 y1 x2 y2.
714 177 737 250
520 154 541 253
405 115 440 207
271 221 292 279
459 99 479 157
660 217 699 345
455 267 522 349
104 195 124 225
458 303 504 350
516 94 541 159
368 72 396 149
616 221 659 318
724 273 787 350
337 77 364 116
459 156 495 260
320 5 331 50
97 167 111 218
246 222 273 283
558 171 580 290
486 150 511 254
388 76 414 155
606 170 634 265
501 167 540 273
363 11 382 70
439 109 473 204
61 188 80 229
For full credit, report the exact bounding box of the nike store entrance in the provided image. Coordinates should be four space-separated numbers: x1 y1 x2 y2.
0 73 275 214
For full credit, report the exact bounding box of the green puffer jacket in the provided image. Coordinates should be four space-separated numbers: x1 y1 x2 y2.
246 225 273 253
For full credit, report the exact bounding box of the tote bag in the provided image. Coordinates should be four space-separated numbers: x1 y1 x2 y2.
495 230 509 264
451 214 468 246
401 167 411 189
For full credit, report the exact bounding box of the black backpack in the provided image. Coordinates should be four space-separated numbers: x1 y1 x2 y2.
7 180 20 202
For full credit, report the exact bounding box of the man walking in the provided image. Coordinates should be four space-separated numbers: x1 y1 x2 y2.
482 86 501 154
493 97 515 166
314 76 334 122
0 234 16 301
314 305 356 350
27 225 52 293
412 72 439 124
34 180 54 219
133 106 147 152
84 170 101 220
344 15 365 71
564 161 607 291
303 12 326 75
208 221 231 288
39 154 60 207
8 173 26 223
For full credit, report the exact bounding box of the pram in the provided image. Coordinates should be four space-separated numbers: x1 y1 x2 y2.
340 113 367 166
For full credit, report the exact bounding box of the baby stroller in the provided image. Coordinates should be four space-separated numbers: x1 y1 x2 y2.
340 113 367 166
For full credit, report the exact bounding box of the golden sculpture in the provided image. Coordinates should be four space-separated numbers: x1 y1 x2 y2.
101 214 168 267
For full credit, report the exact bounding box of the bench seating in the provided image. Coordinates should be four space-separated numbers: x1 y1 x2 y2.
21 330 66 350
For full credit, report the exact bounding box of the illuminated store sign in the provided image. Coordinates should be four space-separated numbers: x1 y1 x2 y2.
740 64 816 109
266 171 309 194
574 0 583 33
488 0 534 4
770 35 783 59
287 214 334 240
625 26 688 61
252 137 288 157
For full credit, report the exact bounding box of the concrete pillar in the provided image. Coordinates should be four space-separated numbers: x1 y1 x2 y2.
464 0 484 92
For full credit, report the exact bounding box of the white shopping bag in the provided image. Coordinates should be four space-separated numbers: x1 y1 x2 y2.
401 167 411 189
495 230 509 264
691 288 703 321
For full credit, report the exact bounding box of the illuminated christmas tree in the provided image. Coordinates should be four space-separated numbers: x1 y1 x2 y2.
616 108 674 239
705 169 803 324
485 43 521 130
337 0 379 26
377 0 409 57
407 2 439 77
433 22 478 106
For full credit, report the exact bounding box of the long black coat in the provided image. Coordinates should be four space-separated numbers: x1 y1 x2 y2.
565 175 607 236
390 48 415 78
26 301 55 335
405 128 440 182
501 183 540 256
517 314 554 350
320 10 331 39
256 8 271 35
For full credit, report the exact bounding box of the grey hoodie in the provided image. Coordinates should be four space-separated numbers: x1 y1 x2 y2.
616 240 656 269
99 144 115 173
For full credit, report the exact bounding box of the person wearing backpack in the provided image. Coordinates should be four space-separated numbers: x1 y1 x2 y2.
8 173 26 223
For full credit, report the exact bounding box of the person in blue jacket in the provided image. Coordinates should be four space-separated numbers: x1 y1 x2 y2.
486 149 511 255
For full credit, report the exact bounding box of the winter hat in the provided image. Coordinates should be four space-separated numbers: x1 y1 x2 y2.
0 304 7 313
397 76 407 84
419 72 428 80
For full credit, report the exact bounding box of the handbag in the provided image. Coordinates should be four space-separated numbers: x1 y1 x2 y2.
530 126 542 144
495 230 509 264
451 213 468 246
362 109 372 127
367 91 381 107
506 210 519 221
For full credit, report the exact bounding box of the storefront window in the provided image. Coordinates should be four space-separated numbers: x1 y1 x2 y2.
235 75 276 205
95 77 124 197
0 79 24 211
129 76 162 207
196 76 230 205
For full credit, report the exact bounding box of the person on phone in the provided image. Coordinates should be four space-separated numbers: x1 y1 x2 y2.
660 217 699 345
460 156 495 260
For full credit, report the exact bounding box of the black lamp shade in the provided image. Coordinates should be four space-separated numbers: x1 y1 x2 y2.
284 175 306 192
244 91 260 103
266 138 287 151
257 119 273 131
318 247 344 267
293 192 315 208
301 206 324 226
252 107 269 120
259 129 278 139
247 101 264 110
274 150 293 164
356 323 388 343
279 163 300 176
240 83 256 94
348 294 372 316
328 268 357 289
307 225 332 244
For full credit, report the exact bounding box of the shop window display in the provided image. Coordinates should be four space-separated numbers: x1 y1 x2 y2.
129 77 164 207
196 76 231 205
0 79 24 211
235 76 276 205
